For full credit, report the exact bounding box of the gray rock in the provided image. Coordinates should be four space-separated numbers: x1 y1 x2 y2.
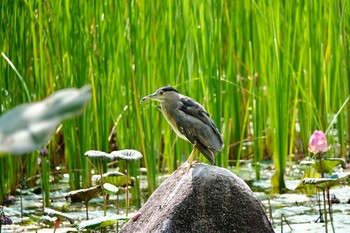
121 163 274 233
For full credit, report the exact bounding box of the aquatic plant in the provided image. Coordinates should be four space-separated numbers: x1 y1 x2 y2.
298 130 349 233
38 148 51 208
85 150 115 216
110 150 143 217
0 85 91 155
0 206 12 233
65 185 102 220
85 149 142 217
93 171 134 214
77 214 129 231
308 130 330 155
0 84 91 208
92 171 134 188
43 208 75 233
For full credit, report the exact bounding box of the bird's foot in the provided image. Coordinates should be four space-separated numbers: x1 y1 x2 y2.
179 160 200 175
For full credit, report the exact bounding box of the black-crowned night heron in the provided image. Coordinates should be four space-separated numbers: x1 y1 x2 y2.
140 86 223 167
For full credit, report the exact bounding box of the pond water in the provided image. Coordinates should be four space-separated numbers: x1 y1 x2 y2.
1 162 350 232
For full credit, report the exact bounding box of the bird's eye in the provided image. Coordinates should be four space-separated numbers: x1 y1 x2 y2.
159 90 164 95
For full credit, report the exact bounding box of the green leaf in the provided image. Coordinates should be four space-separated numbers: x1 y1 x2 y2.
311 158 346 174
77 215 129 230
85 150 114 160
103 183 119 195
0 85 91 154
302 178 340 189
65 185 101 203
43 208 75 224
110 149 143 161
299 160 314 166
92 172 135 187
302 172 350 189
294 166 320 190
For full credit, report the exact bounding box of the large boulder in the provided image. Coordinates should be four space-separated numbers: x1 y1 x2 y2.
121 163 274 233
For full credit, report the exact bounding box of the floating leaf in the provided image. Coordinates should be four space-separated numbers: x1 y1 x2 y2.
65 185 101 203
65 185 102 220
77 215 129 230
302 178 340 189
0 85 91 154
103 183 119 195
110 149 143 161
92 172 134 187
311 158 346 174
302 172 350 189
300 160 314 166
85 150 114 160
43 208 75 224
294 167 320 191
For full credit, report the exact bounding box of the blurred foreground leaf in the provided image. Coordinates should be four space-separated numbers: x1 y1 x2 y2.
0 85 91 154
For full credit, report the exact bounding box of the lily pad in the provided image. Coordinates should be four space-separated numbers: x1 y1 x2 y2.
43 208 75 224
311 158 346 174
0 85 91 154
302 172 350 189
65 185 101 203
294 167 320 191
299 160 314 166
84 150 114 160
103 183 119 195
300 158 346 174
302 178 340 189
110 149 143 161
77 215 129 230
92 172 134 187
65 185 102 220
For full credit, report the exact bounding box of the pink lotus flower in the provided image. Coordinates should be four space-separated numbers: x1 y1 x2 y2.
308 130 330 154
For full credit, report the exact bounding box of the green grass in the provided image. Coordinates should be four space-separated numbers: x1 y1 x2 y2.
1 0 350 202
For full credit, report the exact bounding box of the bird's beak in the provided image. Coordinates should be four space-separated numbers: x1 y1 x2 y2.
140 92 158 104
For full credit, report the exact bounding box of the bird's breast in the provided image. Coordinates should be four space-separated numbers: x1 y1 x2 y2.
160 104 188 141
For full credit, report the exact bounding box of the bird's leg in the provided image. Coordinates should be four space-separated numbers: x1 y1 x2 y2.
186 147 197 166
180 147 199 174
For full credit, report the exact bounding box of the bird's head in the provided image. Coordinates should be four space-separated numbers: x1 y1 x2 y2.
140 86 179 103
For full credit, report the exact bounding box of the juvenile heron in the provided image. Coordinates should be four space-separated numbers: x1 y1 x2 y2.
140 86 223 166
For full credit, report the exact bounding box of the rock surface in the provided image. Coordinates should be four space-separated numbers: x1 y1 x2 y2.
121 163 274 233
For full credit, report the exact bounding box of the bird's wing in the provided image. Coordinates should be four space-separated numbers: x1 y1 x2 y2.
179 97 217 129
179 125 216 165
177 97 223 152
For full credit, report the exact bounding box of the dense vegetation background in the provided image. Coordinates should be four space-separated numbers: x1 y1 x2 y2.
1 0 349 203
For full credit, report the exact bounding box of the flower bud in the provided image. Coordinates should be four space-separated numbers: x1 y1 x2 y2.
308 130 330 154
